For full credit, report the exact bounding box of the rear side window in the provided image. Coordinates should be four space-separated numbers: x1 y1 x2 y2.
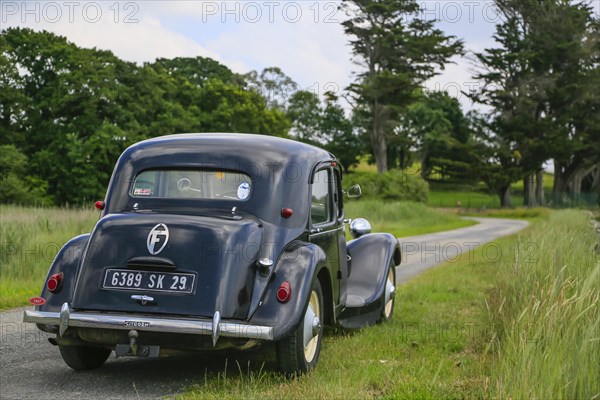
311 169 331 225
131 169 252 201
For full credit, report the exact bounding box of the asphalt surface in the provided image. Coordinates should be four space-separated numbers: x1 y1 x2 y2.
396 217 529 283
0 217 528 400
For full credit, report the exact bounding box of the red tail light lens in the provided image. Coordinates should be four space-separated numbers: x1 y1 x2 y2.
281 208 293 218
95 201 105 210
47 273 63 293
276 281 292 303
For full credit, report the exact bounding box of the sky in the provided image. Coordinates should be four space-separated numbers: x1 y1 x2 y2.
1 0 599 113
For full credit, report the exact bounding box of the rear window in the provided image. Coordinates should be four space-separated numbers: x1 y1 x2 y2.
131 169 252 201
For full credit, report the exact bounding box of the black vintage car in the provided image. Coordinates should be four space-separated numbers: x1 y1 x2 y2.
24 133 400 374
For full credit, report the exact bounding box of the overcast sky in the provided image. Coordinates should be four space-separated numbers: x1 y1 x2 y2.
2 1 599 112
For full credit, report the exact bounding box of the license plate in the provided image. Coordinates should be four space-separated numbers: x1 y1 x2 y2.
103 269 195 294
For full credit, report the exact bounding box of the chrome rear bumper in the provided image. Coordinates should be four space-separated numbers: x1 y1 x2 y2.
23 302 273 345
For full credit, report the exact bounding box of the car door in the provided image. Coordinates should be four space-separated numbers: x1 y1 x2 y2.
308 167 342 308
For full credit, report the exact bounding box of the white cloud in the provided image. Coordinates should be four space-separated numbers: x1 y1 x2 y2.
2 3 220 64
1 0 505 111
204 19 352 94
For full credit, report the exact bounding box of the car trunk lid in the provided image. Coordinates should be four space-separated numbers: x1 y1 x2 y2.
70 212 262 319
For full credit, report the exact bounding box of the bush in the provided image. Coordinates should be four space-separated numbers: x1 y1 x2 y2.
342 170 429 203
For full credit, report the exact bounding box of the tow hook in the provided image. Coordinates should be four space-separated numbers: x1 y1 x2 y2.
115 330 160 357
129 330 139 355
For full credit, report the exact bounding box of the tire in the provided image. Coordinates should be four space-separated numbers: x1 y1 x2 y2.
58 345 111 370
276 279 324 375
379 264 396 323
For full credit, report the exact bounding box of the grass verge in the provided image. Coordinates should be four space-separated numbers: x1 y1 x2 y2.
179 209 598 399
487 210 599 398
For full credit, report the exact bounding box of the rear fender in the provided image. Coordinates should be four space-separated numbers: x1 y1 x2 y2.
37 234 89 312
346 233 400 305
249 241 327 341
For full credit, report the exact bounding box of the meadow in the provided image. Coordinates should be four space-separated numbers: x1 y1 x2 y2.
178 209 598 399
0 206 99 309
353 160 557 209
1 206 596 398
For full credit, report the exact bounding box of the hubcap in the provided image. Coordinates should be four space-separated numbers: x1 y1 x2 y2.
303 290 321 362
384 269 395 318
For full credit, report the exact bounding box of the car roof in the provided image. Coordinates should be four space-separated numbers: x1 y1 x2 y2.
129 133 333 168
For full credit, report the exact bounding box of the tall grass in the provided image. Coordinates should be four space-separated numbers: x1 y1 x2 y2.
0 205 98 308
488 210 599 398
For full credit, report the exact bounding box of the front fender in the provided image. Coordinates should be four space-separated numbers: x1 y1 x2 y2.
346 233 400 305
37 234 90 312
249 241 327 341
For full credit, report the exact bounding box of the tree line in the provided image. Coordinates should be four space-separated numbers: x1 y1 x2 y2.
340 0 599 207
1 0 599 207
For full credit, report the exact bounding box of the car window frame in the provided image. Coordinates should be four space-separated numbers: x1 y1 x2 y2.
310 167 335 229
332 167 344 221
129 167 253 202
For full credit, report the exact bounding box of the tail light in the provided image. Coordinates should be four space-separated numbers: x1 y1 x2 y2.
47 273 63 293
281 208 293 218
276 281 292 303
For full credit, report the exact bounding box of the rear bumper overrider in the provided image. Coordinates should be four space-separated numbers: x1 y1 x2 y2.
23 302 274 345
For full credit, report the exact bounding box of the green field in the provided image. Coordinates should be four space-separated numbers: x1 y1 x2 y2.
0 206 99 309
353 160 557 209
426 177 552 209
0 203 472 309
345 200 475 237
2 208 596 398
179 209 598 399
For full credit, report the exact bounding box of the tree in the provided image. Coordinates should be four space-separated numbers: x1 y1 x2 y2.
151 56 244 87
471 0 599 206
196 79 290 136
243 67 299 111
286 91 362 171
321 92 362 173
395 91 473 180
340 0 463 173
543 6 600 204
0 145 51 205
1 28 141 203
0 28 294 204
469 112 522 207
286 90 322 143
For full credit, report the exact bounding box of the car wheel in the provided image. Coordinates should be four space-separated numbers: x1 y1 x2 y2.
379 265 396 322
276 279 324 375
58 345 111 370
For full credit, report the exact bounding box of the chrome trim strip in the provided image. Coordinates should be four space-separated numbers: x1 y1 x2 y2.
308 225 344 238
24 305 273 341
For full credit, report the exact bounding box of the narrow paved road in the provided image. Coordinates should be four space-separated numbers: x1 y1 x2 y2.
396 217 529 283
0 217 528 400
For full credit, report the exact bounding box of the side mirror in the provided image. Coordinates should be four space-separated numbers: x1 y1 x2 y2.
345 184 362 198
349 218 372 239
